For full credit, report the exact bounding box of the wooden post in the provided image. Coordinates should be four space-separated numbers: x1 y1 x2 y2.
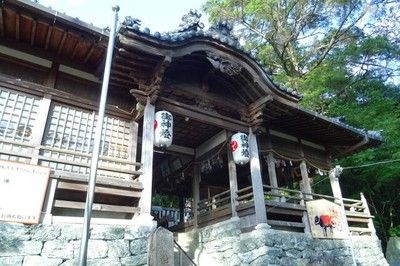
360 192 376 234
329 166 344 204
129 120 139 168
179 195 185 224
266 152 279 199
249 128 267 224
31 94 54 224
192 164 200 228
136 98 155 224
300 160 313 200
227 138 238 217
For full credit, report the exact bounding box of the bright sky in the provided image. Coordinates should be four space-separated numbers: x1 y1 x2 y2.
39 0 208 32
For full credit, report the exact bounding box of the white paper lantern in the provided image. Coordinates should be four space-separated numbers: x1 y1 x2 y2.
231 132 250 165
154 110 173 148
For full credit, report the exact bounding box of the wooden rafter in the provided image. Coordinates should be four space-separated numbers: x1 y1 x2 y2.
15 12 20 41
0 8 4 37
57 31 67 55
44 26 53 50
83 44 95 64
30 19 37 46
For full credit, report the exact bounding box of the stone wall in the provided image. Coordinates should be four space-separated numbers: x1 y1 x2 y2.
386 237 400 266
176 217 389 266
0 222 153 266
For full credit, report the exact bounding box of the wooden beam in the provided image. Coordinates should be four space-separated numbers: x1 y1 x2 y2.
157 97 249 133
165 83 245 111
57 181 142 198
248 95 273 113
166 144 194 156
54 200 141 214
195 130 227 159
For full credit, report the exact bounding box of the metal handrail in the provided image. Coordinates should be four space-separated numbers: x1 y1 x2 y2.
174 239 197 266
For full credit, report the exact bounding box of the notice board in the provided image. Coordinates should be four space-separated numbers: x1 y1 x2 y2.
0 160 50 224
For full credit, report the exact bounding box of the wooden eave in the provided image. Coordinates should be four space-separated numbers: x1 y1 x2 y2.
0 0 107 75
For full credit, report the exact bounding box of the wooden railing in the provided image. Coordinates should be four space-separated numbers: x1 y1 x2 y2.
196 189 232 227
0 139 143 220
236 185 374 235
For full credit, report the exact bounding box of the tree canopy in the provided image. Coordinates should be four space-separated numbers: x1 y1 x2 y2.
203 0 400 247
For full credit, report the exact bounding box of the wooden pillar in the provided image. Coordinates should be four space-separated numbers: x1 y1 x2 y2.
329 165 344 204
248 128 267 224
227 138 238 217
137 98 155 224
192 164 200 228
300 160 313 200
266 152 279 198
31 94 54 224
179 195 185 224
129 120 139 164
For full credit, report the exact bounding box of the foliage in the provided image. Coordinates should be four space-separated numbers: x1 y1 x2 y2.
203 0 400 248
389 226 400 237
152 194 179 208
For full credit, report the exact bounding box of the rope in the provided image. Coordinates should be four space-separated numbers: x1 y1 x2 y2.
341 158 400 170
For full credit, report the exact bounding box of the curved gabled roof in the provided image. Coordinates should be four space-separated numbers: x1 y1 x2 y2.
0 2 382 156
115 14 302 105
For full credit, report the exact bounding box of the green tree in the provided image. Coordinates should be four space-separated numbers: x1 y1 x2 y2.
203 0 400 248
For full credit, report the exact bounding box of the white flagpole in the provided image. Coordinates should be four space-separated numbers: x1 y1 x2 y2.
78 6 119 266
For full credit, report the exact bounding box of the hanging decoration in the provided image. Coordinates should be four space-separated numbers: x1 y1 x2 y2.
231 132 250 165
154 110 173 148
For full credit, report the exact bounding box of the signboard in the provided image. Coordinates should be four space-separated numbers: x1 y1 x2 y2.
306 199 349 239
0 160 50 224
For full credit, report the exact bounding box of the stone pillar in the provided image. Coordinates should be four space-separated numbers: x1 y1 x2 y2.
148 227 174 266
227 138 239 217
136 98 155 225
249 128 267 224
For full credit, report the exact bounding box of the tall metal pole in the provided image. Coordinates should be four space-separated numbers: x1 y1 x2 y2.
78 6 119 266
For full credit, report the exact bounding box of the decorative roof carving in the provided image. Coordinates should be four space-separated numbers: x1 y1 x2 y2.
119 12 302 100
177 9 204 32
206 52 242 76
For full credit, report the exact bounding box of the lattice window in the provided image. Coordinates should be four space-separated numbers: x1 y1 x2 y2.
0 88 39 142
0 87 40 162
40 103 132 176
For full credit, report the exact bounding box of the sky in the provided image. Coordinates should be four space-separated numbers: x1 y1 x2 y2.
39 0 208 32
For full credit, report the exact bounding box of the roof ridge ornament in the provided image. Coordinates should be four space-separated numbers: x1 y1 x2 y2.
177 9 204 32
123 16 141 31
208 20 240 46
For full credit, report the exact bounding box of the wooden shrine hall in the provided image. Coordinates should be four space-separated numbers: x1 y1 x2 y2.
0 1 382 236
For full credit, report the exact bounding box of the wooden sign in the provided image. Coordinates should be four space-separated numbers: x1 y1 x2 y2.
306 199 349 239
0 160 50 224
